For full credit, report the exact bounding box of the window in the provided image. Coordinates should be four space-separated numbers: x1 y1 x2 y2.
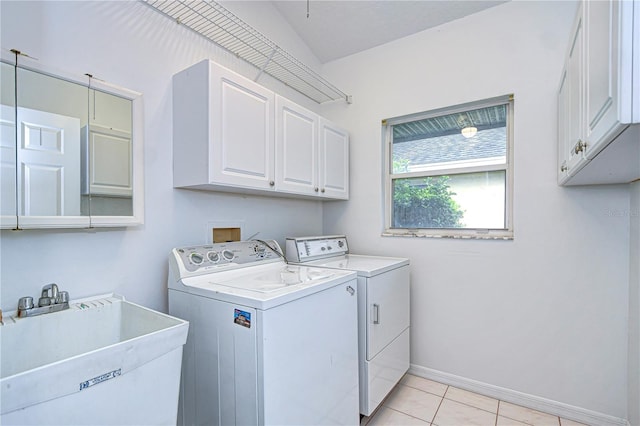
383 95 513 239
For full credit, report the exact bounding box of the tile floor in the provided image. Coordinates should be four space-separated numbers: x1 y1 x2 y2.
361 374 589 426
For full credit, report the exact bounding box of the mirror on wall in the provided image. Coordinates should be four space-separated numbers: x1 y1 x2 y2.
16 66 89 226
1 52 143 229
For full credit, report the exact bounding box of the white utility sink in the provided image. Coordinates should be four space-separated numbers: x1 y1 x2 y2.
0 294 189 425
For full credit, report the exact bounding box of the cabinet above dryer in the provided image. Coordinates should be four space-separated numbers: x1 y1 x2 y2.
172 60 349 200
275 95 349 200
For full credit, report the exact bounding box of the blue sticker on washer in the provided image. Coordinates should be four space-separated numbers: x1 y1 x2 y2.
234 309 251 328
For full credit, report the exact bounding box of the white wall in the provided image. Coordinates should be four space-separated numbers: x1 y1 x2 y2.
1 0 634 422
629 181 640 426
0 0 324 313
321 0 630 420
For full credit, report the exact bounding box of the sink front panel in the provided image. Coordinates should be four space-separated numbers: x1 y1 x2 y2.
0 294 189 422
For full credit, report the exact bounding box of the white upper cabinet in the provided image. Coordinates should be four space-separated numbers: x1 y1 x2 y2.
558 0 640 185
275 96 349 199
173 60 275 193
174 60 349 200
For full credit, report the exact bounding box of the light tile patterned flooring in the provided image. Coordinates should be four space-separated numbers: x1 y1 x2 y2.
361 374 589 426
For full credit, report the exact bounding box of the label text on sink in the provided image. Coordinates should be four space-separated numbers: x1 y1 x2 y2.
79 368 122 391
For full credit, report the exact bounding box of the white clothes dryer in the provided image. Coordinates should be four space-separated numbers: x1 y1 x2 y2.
285 235 410 416
168 240 360 426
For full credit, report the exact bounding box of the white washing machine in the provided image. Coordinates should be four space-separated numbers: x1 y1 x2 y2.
285 235 410 417
168 240 360 426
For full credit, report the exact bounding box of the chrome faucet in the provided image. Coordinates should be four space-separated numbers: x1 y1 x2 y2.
39 283 59 306
17 283 70 318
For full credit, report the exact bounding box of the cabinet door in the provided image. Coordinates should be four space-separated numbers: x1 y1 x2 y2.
565 9 586 175
319 118 349 200
210 66 275 190
557 68 570 184
584 0 625 159
275 95 318 196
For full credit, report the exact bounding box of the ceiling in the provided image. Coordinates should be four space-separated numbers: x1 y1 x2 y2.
271 1 508 63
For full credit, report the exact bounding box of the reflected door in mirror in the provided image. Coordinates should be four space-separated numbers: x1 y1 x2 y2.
18 108 81 216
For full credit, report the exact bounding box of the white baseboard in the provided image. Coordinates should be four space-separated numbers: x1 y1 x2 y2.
408 364 628 426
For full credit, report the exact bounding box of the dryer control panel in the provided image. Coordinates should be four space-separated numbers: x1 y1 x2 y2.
173 240 283 274
285 235 349 263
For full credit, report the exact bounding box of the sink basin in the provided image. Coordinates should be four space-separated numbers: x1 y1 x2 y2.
1 294 189 425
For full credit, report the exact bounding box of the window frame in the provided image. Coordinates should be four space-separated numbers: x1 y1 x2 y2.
382 94 514 240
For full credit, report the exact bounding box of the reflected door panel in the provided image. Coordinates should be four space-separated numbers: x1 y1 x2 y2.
18 108 81 216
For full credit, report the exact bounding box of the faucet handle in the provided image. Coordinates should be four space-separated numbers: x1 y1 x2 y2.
18 296 34 310
56 291 69 304
40 283 59 301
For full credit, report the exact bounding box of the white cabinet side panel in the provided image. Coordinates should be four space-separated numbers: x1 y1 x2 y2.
172 60 211 187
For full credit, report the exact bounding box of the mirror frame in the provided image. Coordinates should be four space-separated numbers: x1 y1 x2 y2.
0 52 144 229
0 62 17 229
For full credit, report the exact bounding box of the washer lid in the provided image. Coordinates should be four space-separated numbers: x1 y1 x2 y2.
214 265 338 293
177 263 357 309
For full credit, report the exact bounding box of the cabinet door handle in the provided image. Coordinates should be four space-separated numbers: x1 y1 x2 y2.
373 304 380 324
573 140 586 154
314 187 319 192
560 161 568 172
269 181 275 186
321 188 325 193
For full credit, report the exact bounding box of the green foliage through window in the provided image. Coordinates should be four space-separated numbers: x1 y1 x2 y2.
392 176 464 229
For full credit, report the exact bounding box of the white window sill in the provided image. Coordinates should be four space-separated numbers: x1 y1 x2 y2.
382 230 514 240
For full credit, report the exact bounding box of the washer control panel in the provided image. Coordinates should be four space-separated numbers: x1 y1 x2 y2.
174 240 283 273
285 235 349 263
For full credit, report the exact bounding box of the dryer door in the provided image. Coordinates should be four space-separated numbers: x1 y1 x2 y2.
366 265 410 360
